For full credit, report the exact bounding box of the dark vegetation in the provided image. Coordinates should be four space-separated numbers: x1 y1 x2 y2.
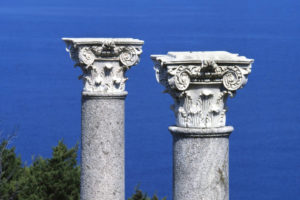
0 136 166 200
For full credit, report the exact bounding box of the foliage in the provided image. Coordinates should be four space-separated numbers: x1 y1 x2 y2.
0 139 80 200
18 140 80 200
128 187 166 200
0 138 165 200
0 137 24 200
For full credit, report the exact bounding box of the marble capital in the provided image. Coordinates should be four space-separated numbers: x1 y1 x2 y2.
151 51 253 128
63 38 144 95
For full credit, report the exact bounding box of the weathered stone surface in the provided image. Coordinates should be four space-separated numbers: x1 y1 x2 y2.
81 95 125 200
173 135 229 200
63 38 144 200
170 126 233 200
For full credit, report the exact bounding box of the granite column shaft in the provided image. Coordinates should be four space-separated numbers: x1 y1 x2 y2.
81 93 126 200
170 126 233 200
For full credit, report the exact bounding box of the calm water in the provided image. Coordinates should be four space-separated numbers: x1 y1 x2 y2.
0 0 299 199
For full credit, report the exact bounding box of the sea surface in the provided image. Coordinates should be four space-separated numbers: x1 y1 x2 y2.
0 0 299 199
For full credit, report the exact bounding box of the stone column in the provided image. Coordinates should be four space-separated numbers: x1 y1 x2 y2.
63 38 144 200
151 51 253 200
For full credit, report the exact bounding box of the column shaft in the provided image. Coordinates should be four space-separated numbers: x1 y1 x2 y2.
173 136 229 200
81 95 125 200
170 126 232 200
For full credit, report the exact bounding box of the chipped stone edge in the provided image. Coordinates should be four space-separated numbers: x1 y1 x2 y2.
169 126 234 138
82 91 128 99
62 37 144 45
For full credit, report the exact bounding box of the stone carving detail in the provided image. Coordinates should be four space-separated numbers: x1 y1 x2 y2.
222 66 243 91
64 39 143 93
159 61 248 93
78 47 96 66
152 51 253 128
171 89 232 128
120 46 142 67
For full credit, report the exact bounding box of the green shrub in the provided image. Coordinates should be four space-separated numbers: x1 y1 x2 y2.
128 187 166 200
0 139 24 200
0 138 166 200
18 141 80 200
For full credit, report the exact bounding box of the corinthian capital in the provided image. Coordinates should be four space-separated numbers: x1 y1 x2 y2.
151 51 253 128
63 38 144 94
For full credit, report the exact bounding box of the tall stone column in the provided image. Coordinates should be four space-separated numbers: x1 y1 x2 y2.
63 38 144 200
151 51 253 200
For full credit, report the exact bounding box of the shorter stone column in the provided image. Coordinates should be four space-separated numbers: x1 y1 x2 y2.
63 38 144 200
151 51 253 200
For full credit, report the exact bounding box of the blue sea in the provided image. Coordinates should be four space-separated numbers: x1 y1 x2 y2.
0 0 299 199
